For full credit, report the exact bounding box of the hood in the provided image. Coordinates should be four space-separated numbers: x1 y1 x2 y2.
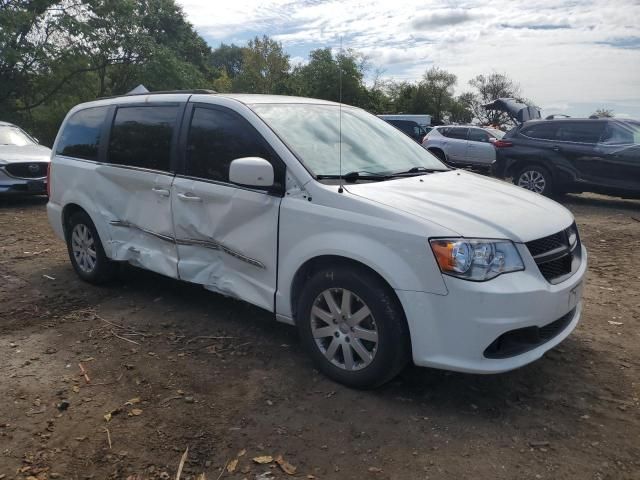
344 170 574 243
482 97 541 124
0 144 51 165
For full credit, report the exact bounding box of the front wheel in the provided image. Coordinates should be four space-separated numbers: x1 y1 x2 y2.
514 165 554 195
296 265 410 389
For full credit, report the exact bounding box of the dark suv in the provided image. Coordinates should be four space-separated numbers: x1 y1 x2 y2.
384 119 428 143
493 118 640 198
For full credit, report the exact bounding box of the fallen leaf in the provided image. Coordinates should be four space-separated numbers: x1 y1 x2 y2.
238 448 246 457
227 459 238 473
129 408 143 416
275 455 297 475
72 386 80 394
368 467 383 473
104 413 112 422
253 455 273 464
195 474 206 480
608 321 623 326
125 397 141 405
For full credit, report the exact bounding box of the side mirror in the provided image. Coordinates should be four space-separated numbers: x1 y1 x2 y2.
229 157 274 188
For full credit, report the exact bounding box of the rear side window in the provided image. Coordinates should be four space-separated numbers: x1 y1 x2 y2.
56 107 108 161
521 123 559 140
185 107 279 185
108 105 179 171
468 129 491 143
556 122 605 143
446 127 469 140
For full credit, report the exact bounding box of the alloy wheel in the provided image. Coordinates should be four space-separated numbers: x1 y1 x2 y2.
310 288 378 371
71 223 97 273
517 170 547 193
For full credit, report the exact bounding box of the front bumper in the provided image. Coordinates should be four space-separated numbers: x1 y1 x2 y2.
398 244 587 373
0 169 47 195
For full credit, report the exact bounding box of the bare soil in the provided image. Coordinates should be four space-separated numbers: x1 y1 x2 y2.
0 194 639 480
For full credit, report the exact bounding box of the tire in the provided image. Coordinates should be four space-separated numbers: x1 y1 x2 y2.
65 211 117 284
513 164 555 196
296 265 410 389
429 148 447 163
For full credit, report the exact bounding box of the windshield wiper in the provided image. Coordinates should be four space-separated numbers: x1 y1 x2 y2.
316 170 391 182
388 166 449 177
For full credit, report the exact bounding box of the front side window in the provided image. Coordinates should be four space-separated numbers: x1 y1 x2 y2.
108 105 179 171
599 121 640 145
0 126 36 146
56 107 108 161
251 104 447 177
185 107 278 184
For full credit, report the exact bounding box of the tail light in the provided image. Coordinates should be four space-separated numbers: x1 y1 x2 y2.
46 163 51 197
492 139 513 148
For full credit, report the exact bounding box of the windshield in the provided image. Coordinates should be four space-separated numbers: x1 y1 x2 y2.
251 104 447 177
0 126 36 146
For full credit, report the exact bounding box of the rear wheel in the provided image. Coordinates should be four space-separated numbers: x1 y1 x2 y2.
296 265 410 389
514 165 554 195
66 211 117 284
429 148 447 163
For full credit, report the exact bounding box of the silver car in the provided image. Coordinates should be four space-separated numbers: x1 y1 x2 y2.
422 125 505 169
0 122 51 195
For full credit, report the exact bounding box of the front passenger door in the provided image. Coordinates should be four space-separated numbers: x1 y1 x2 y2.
466 128 496 165
171 104 284 311
443 127 469 162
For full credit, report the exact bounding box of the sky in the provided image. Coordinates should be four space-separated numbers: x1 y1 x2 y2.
177 0 640 118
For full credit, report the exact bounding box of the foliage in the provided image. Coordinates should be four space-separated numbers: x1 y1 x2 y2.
232 35 290 94
466 72 524 127
592 108 614 118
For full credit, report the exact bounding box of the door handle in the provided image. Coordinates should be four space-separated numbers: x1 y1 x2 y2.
152 187 170 197
177 192 202 202
552 146 561 152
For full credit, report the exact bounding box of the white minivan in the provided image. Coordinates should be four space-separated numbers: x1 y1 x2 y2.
47 92 587 388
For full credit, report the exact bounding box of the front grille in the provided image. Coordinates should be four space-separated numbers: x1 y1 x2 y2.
484 307 576 359
525 224 581 284
4 162 48 179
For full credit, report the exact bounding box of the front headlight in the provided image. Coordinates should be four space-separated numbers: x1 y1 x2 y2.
430 238 524 281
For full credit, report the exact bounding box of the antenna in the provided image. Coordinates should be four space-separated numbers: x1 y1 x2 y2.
338 36 344 194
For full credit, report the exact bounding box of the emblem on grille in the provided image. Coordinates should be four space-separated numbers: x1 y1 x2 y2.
28 163 40 174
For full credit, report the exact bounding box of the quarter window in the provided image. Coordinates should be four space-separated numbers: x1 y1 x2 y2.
56 107 108 161
185 107 279 185
108 105 179 171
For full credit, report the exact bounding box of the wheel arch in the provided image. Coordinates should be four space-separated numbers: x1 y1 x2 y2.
427 146 447 161
61 203 90 237
289 255 406 326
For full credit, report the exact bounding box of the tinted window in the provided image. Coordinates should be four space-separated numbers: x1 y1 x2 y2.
446 127 469 140
108 106 178 171
468 129 491 143
521 123 559 140
186 107 277 184
556 122 605 143
56 107 108 160
600 122 640 145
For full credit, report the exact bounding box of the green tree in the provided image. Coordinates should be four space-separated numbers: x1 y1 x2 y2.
211 43 246 79
592 108 614 118
233 35 290 94
422 67 457 124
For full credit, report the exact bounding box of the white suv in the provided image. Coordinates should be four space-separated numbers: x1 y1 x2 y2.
423 125 505 169
48 92 587 388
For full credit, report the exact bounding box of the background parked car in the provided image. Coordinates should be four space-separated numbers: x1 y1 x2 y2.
0 121 50 196
492 118 640 197
422 125 504 170
382 118 429 143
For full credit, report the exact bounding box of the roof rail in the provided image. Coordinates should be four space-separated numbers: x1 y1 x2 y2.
545 114 571 120
98 89 217 100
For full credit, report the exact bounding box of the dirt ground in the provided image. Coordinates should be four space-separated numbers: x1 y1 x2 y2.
0 193 639 480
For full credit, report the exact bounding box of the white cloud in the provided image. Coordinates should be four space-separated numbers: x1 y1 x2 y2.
177 0 640 116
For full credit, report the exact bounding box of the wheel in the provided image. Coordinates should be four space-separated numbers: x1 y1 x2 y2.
514 164 554 195
66 211 117 284
296 265 410 389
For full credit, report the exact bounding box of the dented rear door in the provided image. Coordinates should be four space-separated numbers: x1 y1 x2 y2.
101 102 183 278
171 103 284 311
